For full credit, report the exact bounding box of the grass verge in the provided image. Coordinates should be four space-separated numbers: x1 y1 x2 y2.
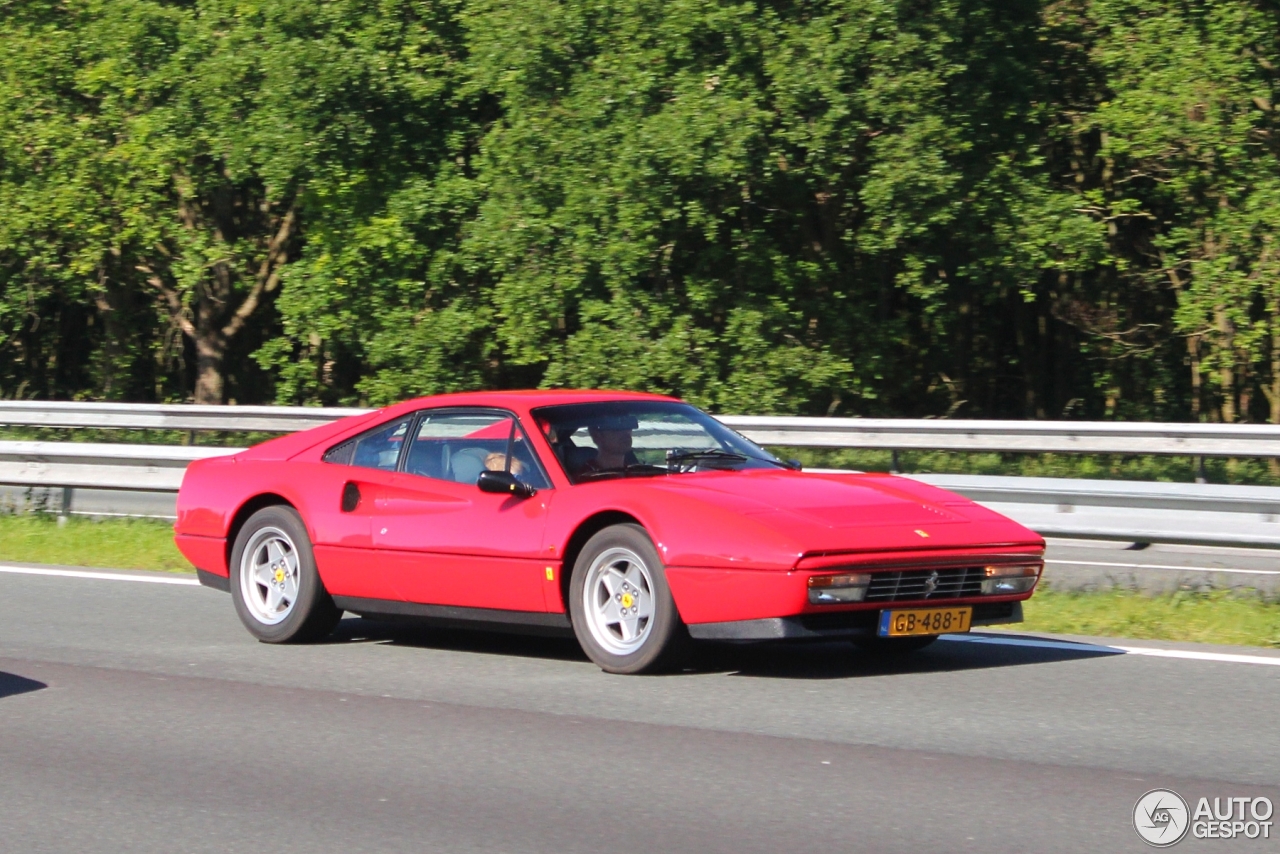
1019 588 1280 648
0 514 192 573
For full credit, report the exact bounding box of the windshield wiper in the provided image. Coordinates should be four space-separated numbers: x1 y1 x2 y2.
665 449 748 470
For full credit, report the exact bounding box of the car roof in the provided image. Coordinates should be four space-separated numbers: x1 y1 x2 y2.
376 389 682 419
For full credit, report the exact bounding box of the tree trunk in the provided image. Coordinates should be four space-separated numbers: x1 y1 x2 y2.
1187 334 1202 419
92 269 120 400
1267 297 1280 476
1216 307 1235 423
194 333 227 405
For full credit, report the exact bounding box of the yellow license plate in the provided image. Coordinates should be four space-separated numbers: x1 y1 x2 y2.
878 606 972 637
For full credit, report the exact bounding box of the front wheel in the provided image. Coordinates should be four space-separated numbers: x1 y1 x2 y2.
229 505 341 643
569 524 686 674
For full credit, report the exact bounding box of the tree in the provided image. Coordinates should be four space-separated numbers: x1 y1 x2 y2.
1 0 468 403
5 0 1279 426
457 0 1103 415
1058 0 1280 423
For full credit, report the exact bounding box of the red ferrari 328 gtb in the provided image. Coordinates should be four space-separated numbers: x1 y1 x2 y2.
175 390 1044 673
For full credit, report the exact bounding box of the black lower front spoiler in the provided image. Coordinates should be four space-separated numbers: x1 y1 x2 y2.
687 601 1023 641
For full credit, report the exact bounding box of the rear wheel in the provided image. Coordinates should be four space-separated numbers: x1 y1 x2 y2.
569 524 686 674
229 505 341 643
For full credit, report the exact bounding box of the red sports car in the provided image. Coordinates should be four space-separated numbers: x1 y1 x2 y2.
175 391 1044 673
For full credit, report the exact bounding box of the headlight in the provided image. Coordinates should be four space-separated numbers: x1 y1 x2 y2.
980 563 1041 595
808 573 870 604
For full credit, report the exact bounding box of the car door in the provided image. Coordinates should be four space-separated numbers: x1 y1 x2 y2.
371 409 555 612
306 415 414 601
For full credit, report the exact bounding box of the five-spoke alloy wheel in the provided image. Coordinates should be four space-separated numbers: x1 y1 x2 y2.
582 546 656 655
230 505 341 643
239 525 300 625
569 523 685 674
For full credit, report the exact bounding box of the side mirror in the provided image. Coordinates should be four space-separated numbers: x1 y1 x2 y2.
477 469 537 498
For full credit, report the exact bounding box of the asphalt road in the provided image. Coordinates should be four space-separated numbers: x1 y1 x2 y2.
1 566 1278 853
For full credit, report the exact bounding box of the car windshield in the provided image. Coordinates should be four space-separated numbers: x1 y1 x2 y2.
531 400 787 484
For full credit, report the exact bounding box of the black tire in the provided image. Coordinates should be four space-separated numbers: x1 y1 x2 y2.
568 523 687 674
853 635 939 655
229 505 341 644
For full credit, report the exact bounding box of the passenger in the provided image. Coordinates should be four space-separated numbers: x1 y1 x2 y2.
483 452 525 476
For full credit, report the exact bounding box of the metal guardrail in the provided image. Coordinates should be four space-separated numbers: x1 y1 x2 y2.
909 474 1280 550
0 442 233 492
7 400 1280 457
718 416 1280 457
0 400 367 433
5 402 1280 548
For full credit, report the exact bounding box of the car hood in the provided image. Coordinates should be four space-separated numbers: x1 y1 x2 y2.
633 468 1040 562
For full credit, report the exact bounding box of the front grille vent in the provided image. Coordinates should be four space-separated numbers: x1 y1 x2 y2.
864 566 985 602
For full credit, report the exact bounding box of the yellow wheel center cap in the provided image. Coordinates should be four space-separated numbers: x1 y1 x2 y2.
274 568 286 583
620 592 635 609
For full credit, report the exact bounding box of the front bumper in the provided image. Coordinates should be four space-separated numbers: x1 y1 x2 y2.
687 600 1023 641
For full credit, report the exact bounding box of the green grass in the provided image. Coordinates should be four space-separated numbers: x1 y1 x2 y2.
0 514 192 572
1019 588 1280 648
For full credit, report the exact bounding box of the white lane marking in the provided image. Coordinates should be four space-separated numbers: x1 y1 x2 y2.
0 565 200 586
1045 558 1280 576
1112 645 1280 667
943 633 1280 667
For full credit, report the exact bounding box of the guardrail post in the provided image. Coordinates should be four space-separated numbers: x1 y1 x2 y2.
1195 456 1206 484
891 449 901 473
59 486 72 523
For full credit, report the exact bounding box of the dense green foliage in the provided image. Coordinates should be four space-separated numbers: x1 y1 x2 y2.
1 0 1278 419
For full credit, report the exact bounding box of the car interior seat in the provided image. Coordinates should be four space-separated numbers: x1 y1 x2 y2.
448 447 490 484
560 439 597 475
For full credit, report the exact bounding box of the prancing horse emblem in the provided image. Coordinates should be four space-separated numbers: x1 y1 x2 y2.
923 570 940 597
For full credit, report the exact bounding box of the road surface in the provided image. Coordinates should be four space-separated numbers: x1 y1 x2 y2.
0 564 1276 853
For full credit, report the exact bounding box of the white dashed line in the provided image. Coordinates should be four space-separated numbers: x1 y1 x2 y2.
0 565 200 585
944 633 1280 667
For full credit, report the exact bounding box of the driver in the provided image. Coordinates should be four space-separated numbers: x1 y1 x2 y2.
579 414 639 473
